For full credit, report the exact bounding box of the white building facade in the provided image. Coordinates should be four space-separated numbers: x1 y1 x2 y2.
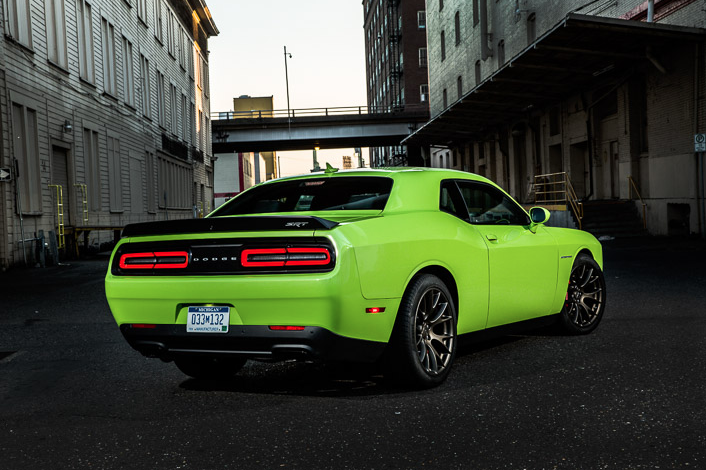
0 0 217 268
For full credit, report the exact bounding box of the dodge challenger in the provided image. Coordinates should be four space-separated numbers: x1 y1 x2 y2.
105 167 606 387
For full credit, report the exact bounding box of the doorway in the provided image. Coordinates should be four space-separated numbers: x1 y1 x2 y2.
51 146 72 226
569 142 589 199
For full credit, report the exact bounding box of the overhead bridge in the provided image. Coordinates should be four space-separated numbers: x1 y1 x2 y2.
211 105 430 153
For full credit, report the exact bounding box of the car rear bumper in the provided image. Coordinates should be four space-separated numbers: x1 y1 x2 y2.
120 324 387 363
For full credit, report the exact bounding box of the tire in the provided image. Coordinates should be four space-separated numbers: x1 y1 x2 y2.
174 356 246 380
385 274 457 388
559 253 606 335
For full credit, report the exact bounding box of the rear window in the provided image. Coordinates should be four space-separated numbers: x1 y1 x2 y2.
213 177 393 216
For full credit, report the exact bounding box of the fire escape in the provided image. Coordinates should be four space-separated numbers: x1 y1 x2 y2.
386 0 406 165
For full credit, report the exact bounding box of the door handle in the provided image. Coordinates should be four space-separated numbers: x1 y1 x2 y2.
486 233 498 242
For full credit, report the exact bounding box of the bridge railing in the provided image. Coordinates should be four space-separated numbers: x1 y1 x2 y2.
212 104 429 121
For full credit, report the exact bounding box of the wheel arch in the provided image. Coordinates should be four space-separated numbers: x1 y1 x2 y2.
406 264 459 316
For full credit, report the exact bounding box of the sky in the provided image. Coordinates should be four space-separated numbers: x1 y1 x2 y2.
206 0 370 176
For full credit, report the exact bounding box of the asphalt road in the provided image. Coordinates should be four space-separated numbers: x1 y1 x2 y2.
1 237 705 470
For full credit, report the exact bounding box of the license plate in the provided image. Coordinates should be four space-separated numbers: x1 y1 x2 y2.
187 306 230 333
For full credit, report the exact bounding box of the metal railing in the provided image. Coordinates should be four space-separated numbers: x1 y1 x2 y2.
74 183 89 224
533 172 584 230
211 104 429 121
628 175 647 230
48 184 65 249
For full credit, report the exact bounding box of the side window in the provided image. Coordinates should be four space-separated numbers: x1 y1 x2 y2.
456 181 529 225
439 180 467 220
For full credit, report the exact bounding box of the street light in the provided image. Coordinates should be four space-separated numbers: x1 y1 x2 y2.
284 46 292 120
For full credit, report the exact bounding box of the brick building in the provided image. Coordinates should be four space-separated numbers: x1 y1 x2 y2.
0 0 217 268
406 0 706 237
363 0 429 166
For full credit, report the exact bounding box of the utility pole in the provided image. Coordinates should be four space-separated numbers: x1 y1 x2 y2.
284 46 292 127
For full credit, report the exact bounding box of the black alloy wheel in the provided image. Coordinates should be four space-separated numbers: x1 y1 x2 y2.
559 253 606 335
385 274 457 388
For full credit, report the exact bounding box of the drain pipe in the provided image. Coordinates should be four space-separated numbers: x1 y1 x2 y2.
647 0 655 22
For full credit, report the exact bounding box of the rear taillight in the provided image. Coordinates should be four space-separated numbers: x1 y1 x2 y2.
241 247 331 268
119 251 189 270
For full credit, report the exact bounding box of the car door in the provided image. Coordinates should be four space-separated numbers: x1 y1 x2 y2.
453 180 559 328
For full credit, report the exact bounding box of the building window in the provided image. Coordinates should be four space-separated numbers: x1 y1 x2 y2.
11 102 41 212
179 29 187 69
77 0 95 83
198 109 204 150
122 36 135 107
140 54 151 118
154 0 163 43
417 11 425 29
443 88 448 109
420 84 429 102
205 116 211 154
440 31 446 61
454 11 461 45
527 13 536 43
83 128 101 211
158 156 192 209
156 70 166 128
170 83 178 135
167 11 176 57
101 18 117 96
203 60 210 97
107 135 123 212
439 0 443 10
195 53 202 89
146 151 156 211
188 40 194 80
475 60 481 85
190 102 196 145
137 0 147 24
498 40 505 66
4 0 33 47
473 0 479 26
181 93 188 141
46 0 67 67
457 75 463 100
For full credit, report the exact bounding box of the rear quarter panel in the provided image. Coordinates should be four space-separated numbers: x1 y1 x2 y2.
336 211 490 334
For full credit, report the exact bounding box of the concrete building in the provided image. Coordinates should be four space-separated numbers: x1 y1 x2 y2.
406 0 706 237
229 95 277 180
363 0 429 166
0 0 218 267
213 152 265 209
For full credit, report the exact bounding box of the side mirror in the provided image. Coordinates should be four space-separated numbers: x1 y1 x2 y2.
529 207 550 233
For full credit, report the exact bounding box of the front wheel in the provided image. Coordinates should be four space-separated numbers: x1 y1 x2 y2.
385 274 457 388
559 254 606 335
174 356 247 380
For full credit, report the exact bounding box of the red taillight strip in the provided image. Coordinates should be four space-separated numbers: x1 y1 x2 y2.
119 251 189 270
241 247 331 268
241 248 287 267
153 251 189 269
119 252 157 269
285 248 331 266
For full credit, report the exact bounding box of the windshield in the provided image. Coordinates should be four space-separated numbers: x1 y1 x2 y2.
212 176 393 216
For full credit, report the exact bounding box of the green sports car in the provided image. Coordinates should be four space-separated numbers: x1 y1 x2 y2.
105 168 606 387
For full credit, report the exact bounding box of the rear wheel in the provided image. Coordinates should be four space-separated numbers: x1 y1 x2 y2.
559 254 606 335
385 274 457 388
174 356 246 380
